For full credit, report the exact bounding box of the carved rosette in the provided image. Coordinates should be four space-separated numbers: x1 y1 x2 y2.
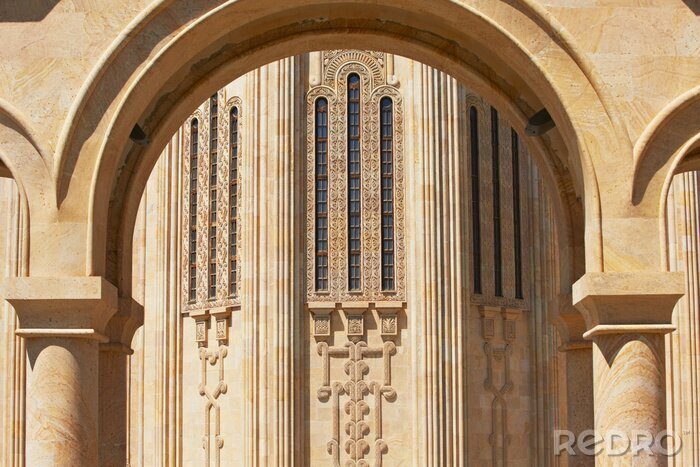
306 50 405 304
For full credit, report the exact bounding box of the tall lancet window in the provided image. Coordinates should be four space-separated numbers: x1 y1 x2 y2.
315 98 329 291
469 106 482 294
347 74 362 291
511 129 523 299
229 106 239 296
491 107 502 297
208 94 218 299
189 118 199 301
380 97 395 291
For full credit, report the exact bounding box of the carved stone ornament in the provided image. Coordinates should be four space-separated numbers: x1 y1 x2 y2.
309 302 335 339
316 339 397 466
182 92 243 312
306 50 405 304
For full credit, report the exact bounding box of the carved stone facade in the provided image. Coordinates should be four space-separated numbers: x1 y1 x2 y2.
1 42 700 465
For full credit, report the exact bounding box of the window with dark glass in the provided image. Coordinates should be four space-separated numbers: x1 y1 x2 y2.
229 106 239 296
208 94 218 299
189 118 199 301
315 98 329 291
380 97 395 291
469 106 482 294
511 129 523 299
491 107 502 297
347 74 362 291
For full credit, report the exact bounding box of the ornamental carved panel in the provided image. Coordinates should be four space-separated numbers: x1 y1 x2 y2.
306 50 405 303
182 91 243 312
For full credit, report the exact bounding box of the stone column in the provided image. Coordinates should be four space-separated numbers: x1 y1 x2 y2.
574 272 684 466
405 62 468 465
1 276 118 467
242 56 304 465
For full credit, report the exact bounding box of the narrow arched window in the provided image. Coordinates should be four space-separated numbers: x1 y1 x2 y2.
208 94 218 299
347 74 362 291
469 106 482 294
380 97 395 291
511 129 523 299
229 106 239 296
491 107 502 297
315 98 329 291
189 118 199 301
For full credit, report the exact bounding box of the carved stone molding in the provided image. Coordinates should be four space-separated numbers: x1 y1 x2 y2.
478 305 523 466
316 339 397 466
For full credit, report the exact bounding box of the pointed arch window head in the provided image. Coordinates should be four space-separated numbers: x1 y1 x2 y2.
229 106 240 296
189 118 199 302
347 74 362 291
315 98 329 291
380 97 395 291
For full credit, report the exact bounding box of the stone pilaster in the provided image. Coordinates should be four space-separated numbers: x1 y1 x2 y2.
1 277 118 467
574 272 684 466
406 62 468 465
666 171 700 466
99 297 143 467
241 56 304 465
0 178 25 467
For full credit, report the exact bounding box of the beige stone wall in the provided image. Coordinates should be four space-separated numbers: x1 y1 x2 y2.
126 51 569 465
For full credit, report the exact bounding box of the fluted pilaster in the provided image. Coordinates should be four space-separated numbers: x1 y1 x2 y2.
242 56 304 466
406 63 468 466
0 179 25 467
666 171 700 466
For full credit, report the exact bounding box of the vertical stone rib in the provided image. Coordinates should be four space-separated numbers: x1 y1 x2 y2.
0 180 25 467
411 63 467 466
243 57 302 466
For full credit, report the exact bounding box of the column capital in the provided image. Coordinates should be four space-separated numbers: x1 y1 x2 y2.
1 276 118 342
573 272 684 339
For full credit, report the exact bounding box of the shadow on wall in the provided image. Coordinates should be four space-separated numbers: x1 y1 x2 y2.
0 0 59 22
683 0 700 14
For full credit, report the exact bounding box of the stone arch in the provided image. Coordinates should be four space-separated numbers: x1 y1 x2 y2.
0 98 59 276
632 85 700 270
41 1 611 322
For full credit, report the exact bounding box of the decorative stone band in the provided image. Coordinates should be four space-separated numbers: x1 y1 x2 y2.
99 342 135 355
307 300 405 341
15 328 109 342
583 323 677 339
478 305 526 341
573 272 685 338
